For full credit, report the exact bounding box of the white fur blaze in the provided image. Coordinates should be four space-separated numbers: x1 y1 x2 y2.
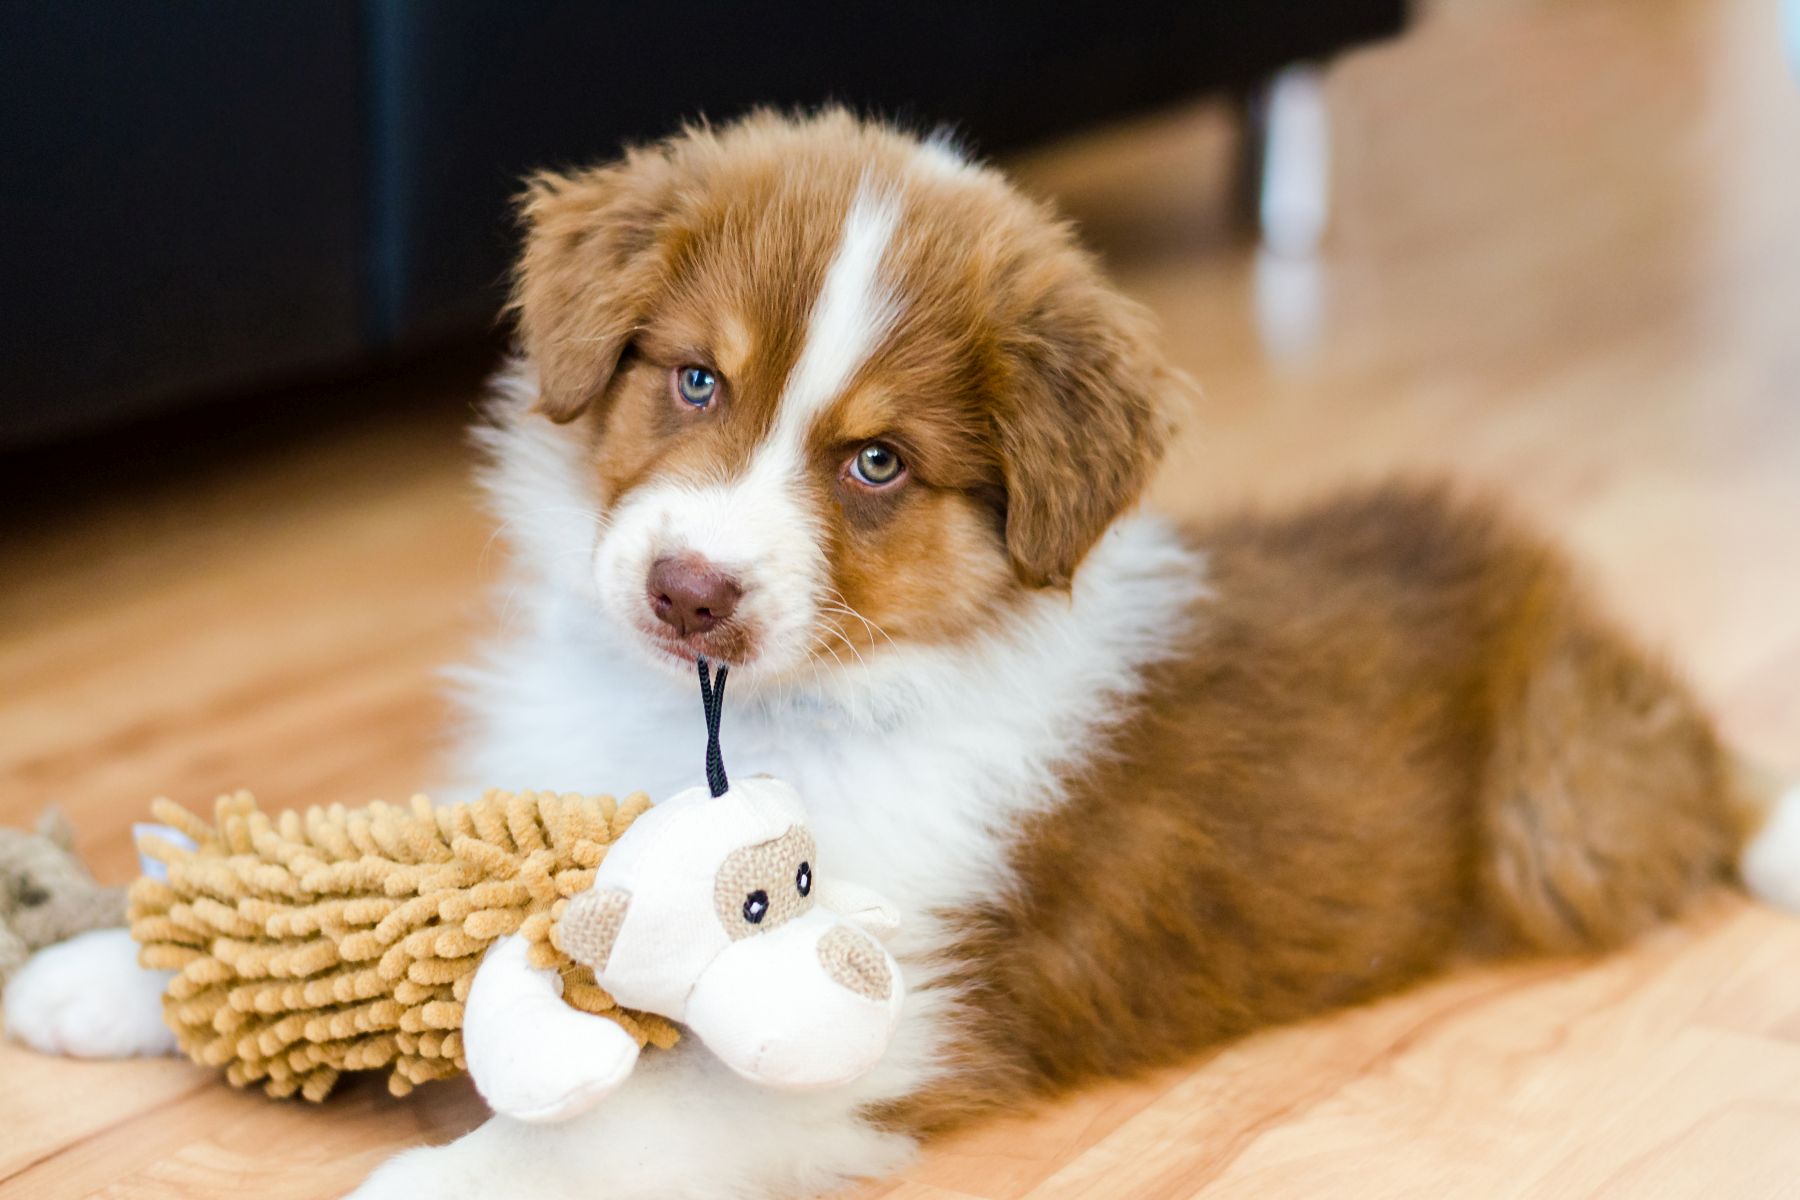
1741 784 1800 912
587 187 905 682
778 187 901 429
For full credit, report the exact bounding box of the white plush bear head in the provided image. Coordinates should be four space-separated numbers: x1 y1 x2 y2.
556 776 903 1090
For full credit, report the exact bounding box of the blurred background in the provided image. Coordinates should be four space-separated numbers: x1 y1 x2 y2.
4 0 1800 814
0 0 1399 445
3 0 1799 852
4 1 1800 1195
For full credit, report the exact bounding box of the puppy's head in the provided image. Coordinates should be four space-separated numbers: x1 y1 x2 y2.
511 110 1176 684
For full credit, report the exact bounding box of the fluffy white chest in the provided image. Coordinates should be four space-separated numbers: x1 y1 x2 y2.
450 511 1204 937
449 629 1067 932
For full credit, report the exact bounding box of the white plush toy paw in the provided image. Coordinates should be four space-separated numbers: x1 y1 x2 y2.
464 934 640 1123
3 927 176 1058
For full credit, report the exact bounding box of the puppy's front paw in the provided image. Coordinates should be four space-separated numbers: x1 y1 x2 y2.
1744 785 1800 913
3 928 176 1058
346 1144 530 1200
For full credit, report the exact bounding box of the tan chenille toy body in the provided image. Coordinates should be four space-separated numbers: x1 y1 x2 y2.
130 788 680 1101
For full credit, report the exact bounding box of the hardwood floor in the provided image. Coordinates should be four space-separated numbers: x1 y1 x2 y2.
4 0 1798 1194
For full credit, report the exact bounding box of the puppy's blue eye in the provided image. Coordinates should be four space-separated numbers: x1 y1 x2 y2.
675 366 718 408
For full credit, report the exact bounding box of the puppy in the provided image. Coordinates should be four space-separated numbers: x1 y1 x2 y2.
10 109 1795 1198
358 109 1799 1196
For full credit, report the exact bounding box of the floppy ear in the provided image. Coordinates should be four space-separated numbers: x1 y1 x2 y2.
556 887 632 971
993 270 1177 589
36 805 75 852
509 150 677 423
814 878 902 942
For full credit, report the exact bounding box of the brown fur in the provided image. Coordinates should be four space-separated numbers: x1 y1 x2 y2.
898 483 1748 1133
506 110 1765 1148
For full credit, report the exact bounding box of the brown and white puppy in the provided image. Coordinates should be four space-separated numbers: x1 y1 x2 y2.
360 110 1798 1196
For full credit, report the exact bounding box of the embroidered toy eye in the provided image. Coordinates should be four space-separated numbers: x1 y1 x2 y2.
796 862 812 897
743 889 770 924
673 365 718 409
849 443 904 487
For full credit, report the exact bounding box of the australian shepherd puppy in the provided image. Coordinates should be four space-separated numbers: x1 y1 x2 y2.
9 109 1796 1198
350 109 1799 1198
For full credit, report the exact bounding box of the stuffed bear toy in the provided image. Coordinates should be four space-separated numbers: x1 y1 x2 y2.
0 808 126 988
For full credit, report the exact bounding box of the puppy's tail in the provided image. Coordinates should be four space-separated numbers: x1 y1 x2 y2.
1733 754 1800 912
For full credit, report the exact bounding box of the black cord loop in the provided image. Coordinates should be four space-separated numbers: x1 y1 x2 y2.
697 656 730 797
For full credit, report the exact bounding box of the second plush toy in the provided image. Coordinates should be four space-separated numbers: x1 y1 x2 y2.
2 808 126 987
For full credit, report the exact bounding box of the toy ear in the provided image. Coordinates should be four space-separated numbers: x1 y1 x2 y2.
36 806 75 852
814 878 902 942
557 887 632 971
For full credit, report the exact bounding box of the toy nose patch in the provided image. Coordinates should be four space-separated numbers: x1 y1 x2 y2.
817 925 892 1001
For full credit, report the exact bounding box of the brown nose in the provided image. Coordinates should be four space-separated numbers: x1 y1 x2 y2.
647 555 743 637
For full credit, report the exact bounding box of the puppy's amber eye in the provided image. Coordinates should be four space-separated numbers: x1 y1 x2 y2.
848 443 904 487
673 365 719 409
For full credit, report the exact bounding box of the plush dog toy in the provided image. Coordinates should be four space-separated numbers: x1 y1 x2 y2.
1 808 126 988
467 773 904 1122
129 660 905 1112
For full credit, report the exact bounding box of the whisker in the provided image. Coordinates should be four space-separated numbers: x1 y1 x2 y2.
819 615 868 672
478 506 609 573
807 621 851 672
817 592 897 653
820 586 897 648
